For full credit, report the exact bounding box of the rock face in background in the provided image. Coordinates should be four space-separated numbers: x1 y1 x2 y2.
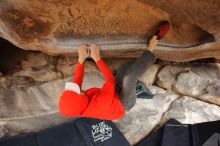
115 90 180 145
0 0 220 145
0 75 104 137
157 63 220 105
0 51 219 145
0 0 220 61
161 96 220 124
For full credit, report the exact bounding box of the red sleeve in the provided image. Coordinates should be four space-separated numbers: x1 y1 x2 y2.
96 59 115 83
73 62 84 88
95 59 116 105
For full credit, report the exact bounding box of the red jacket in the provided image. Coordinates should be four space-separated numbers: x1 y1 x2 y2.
59 59 125 120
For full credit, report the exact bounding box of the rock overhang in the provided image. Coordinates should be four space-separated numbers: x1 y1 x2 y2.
0 0 219 62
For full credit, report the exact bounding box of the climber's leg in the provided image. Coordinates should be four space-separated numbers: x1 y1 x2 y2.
115 34 159 88
116 50 157 111
116 21 170 111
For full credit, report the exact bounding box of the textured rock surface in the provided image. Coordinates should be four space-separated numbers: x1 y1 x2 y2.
0 73 104 137
162 96 220 124
139 64 161 86
0 76 11 89
174 71 210 96
0 1 220 143
0 71 219 144
140 0 220 38
156 64 220 105
0 126 7 138
115 89 179 145
0 0 220 61
0 50 219 145
15 68 62 82
157 65 187 89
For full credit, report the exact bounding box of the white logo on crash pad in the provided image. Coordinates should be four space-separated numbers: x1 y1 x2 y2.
91 121 112 142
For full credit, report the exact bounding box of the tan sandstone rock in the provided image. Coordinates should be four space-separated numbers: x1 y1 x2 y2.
20 53 50 70
14 67 62 82
0 0 220 61
56 56 77 77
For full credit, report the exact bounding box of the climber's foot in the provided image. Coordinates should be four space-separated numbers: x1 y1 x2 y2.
147 21 170 52
155 20 170 40
147 35 158 52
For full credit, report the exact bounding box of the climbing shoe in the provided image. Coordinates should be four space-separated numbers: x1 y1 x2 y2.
136 80 154 99
155 21 170 40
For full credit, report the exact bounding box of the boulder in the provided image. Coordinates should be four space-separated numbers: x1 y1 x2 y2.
139 64 161 86
4 113 71 137
0 76 11 89
0 73 105 120
0 126 7 138
0 60 219 145
56 56 77 77
0 71 181 145
20 53 50 70
139 0 220 38
156 63 220 106
56 63 75 78
199 82 220 104
0 0 220 61
156 65 188 89
162 96 220 124
0 72 105 137
14 66 62 82
147 85 167 95
174 71 210 96
115 88 179 145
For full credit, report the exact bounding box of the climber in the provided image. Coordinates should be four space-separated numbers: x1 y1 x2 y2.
58 21 169 120
115 21 170 111
58 43 125 120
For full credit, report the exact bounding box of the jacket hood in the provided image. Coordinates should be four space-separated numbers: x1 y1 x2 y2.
59 90 89 117
59 88 102 117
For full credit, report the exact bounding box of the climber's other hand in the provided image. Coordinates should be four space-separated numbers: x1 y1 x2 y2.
90 43 101 62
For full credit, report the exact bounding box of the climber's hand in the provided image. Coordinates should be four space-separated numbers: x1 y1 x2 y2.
78 44 90 64
90 43 101 62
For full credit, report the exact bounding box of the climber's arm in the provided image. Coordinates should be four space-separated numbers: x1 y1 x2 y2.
73 62 84 88
96 59 116 94
90 43 116 104
64 44 89 93
73 44 89 88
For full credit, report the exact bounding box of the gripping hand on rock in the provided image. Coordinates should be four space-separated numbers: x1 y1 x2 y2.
78 44 90 64
90 43 101 62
